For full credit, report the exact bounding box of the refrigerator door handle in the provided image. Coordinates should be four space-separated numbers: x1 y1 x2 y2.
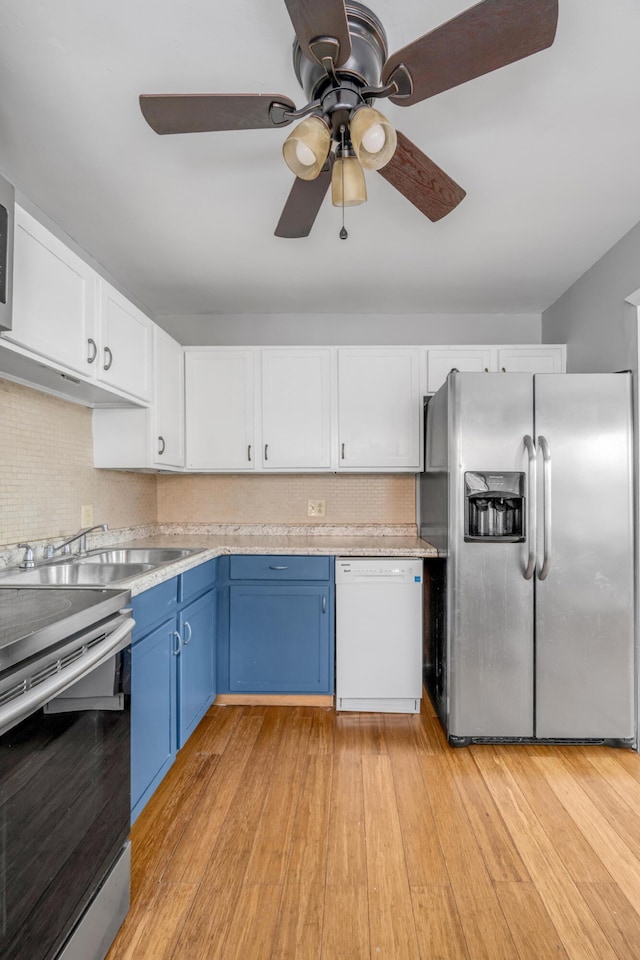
523 435 537 580
537 434 552 580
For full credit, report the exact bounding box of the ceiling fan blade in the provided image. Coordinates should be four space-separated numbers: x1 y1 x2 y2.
139 94 297 134
274 158 333 238
378 132 465 222
283 0 352 67
382 0 558 107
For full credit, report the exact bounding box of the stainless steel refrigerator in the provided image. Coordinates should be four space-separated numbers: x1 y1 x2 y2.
419 371 635 746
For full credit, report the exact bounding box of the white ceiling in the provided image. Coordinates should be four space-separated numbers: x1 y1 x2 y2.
1 0 640 320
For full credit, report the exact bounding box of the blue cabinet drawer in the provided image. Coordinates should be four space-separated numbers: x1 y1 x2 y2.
229 555 331 581
179 558 216 603
132 577 177 638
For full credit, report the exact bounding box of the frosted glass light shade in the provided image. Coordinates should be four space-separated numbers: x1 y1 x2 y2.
331 156 367 207
350 106 397 170
282 116 331 180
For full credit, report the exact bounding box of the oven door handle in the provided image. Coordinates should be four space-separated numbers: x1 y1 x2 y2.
0 616 135 737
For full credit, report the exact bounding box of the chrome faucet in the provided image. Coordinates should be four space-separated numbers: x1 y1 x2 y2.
44 523 108 559
18 543 36 569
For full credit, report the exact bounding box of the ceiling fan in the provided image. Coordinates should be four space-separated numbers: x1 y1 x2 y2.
139 0 559 238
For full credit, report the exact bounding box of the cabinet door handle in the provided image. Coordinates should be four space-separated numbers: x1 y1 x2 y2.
501 366 506 372
87 337 97 364
484 367 489 372
183 621 192 645
269 564 288 570
322 595 327 614
264 443 269 461
247 444 252 462
158 435 165 456
172 630 182 656
341 443 345 460
103 346 113 371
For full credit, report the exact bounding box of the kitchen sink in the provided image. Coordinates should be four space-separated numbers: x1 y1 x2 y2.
0 562 154 586
80 548 197 565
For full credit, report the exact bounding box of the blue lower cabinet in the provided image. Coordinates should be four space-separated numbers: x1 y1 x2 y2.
130 563 217 821
178 590 216 747
131 617 177 822
229 583 333 693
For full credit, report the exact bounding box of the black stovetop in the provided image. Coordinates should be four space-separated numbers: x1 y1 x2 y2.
0 587 130 673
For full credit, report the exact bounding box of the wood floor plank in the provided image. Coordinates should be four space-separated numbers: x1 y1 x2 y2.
220 883 283 960
185 703 243 755
362 754 421 958
359 712 388 754
326 758 366 885
472 750 618 960
307 707 334 755
384 715 449 886
494 881 569 959
411 885 470 960
577 881 640 960
445 745 530 883
107 881 198 960
488 748 611 884
321 884 370 960
418 753 518 960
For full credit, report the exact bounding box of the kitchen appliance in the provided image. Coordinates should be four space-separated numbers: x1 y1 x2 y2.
419 371 635 745
138 0 557 237
0 587 135 960
0 172 14 332
335 557 423 713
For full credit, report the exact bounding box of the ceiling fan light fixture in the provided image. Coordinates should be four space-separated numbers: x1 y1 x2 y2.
282 115 331 180
331 155 367 208
350 106 397 170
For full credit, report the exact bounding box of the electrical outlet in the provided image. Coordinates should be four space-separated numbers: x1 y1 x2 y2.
81 504 93 527
307 499 326 517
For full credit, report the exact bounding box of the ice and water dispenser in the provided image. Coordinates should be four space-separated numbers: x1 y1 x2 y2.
464 472 525 542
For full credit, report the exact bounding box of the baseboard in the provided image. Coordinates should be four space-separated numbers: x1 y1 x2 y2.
213 693 334 707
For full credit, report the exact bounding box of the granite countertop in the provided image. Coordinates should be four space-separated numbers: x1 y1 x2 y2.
117 530 438 595
0 525 438 596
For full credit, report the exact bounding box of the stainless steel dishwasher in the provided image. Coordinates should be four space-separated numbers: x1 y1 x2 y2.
335 558 423 713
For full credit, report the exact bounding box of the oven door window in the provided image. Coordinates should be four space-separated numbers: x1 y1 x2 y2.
0 650 130 960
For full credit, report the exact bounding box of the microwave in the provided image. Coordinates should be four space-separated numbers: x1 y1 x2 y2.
0 172 14 333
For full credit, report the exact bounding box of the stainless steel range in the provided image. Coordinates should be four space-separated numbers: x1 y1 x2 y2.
0 586 135 960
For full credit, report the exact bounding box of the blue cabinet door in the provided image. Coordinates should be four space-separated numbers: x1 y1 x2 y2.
229 584 332 693
131 617 177 822
177 589 216 747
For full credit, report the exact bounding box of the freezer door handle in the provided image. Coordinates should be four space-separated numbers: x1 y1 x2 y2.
537 435 552 580
523 434 537 580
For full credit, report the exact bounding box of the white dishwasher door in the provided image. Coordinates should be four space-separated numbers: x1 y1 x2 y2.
335 558 423 713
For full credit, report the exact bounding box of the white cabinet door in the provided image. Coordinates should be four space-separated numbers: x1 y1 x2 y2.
497 346 565 373
185 349 255 470
337 347 421 470
261 348 332 469
154 328 184 468
97 281 152 401
8 205 97 375
426 347 494 393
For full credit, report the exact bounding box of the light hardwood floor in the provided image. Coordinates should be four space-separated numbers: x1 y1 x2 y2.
107 700 640 960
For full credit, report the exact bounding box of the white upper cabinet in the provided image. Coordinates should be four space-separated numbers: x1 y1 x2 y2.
8 205 97 375
426 347 494 394
497 345 565 373
96 281 152 401
185 348 256 470
153 327 184 468
337 347 421 470
260 348 332 470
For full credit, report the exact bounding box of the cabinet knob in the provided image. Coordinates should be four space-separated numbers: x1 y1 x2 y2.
501 367 506 372
87 338 97 364
484 367 489 372
157 435 165 456
103 346 113 371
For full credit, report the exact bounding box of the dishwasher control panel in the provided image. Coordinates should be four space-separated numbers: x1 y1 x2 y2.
335 558 423 583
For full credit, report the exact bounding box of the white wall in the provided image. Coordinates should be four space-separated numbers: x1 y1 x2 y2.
542 219 640 373
156 312 541 346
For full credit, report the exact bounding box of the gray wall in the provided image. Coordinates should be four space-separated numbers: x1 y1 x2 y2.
156 312 541 346
542 220 640 373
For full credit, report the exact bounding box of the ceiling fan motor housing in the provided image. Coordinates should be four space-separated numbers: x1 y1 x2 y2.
292 1 388 132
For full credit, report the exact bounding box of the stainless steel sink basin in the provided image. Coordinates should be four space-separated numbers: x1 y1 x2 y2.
0 562 154 586
81 548 197 565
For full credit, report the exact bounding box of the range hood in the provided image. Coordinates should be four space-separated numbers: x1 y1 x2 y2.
0 173 14 333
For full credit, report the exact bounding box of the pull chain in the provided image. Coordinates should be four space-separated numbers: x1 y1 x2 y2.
339 124 348 240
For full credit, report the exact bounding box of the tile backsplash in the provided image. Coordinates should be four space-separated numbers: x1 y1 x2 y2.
1 378 417 547
0 379 157 546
